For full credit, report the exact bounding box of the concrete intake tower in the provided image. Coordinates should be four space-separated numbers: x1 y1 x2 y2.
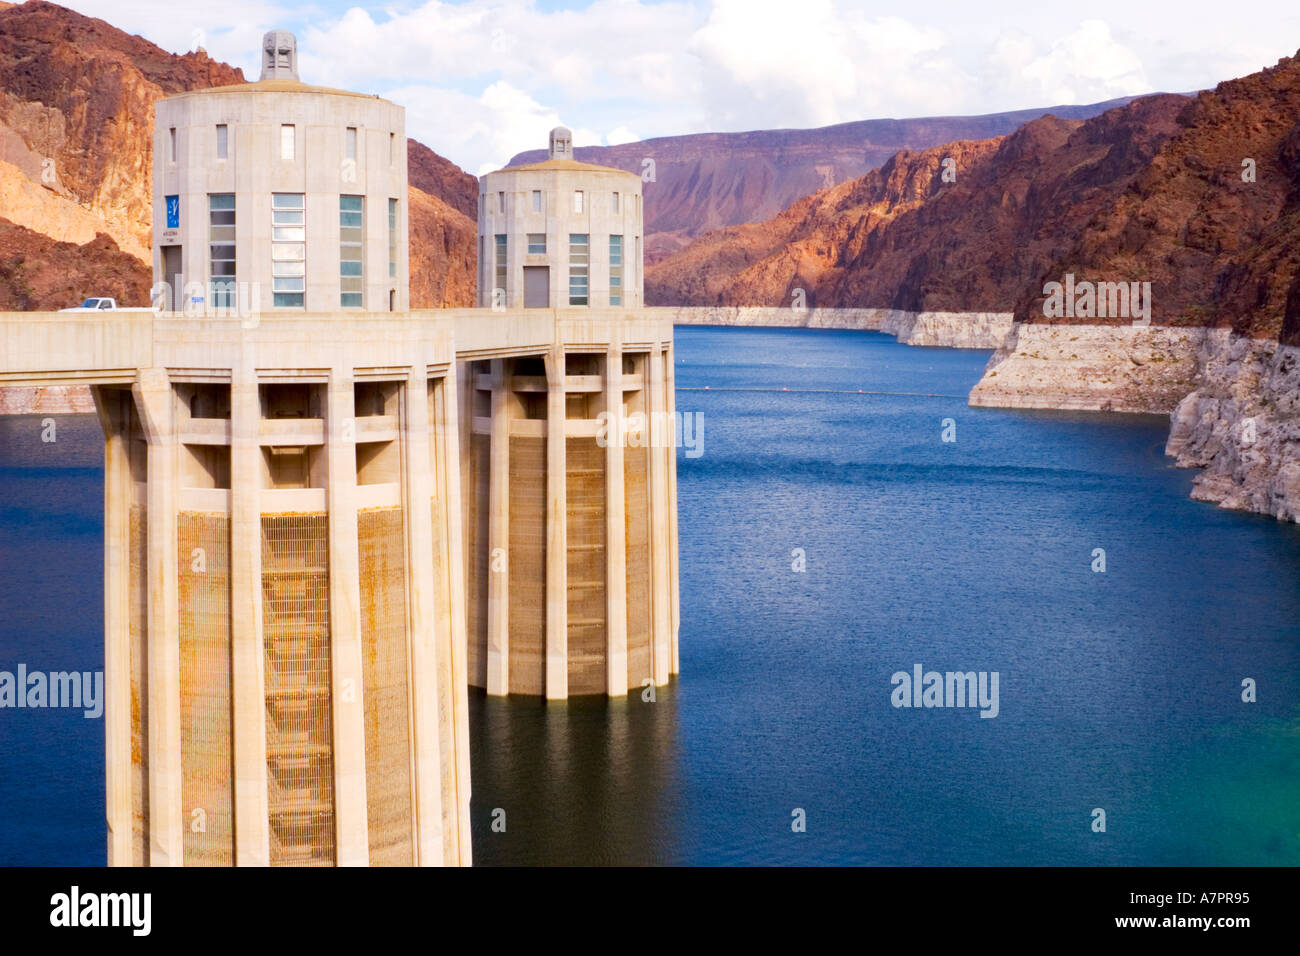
0 32 680 867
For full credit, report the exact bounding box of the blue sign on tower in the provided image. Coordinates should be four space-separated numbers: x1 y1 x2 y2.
165 195 180 230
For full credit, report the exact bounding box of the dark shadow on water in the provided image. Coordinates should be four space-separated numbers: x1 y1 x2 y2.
469 682 684 865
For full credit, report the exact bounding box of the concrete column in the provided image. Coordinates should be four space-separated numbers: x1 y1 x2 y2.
486 359 510 696
325 369 370 865
92 388 132 867
604 347 628 696
648 349 671 687
131 369 183 866
230 361 270 865
457 361 473 612
435 361 473 865
665 343 681 676
544 345 568 700
401 363 446 866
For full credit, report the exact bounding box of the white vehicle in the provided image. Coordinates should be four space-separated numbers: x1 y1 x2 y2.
59 297 157 313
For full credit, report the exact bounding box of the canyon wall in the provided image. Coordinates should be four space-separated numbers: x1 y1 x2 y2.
970 323 1300 522
509 96 1142 263
655 307 1014 349
1166 332 1300 521
969 324 1207 414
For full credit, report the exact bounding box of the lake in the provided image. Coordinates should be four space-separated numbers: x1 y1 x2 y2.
2 325 1297 865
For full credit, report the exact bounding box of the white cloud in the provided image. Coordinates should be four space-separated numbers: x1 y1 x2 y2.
388 80 562 176
45 0 1300 172
605 126 640 146
1018 20 1149 105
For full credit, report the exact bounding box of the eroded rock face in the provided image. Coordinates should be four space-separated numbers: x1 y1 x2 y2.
407 140 478 222
969 323 1300 522
1167 333 1300 521
0 217 151 311
969 324 1208 413
0 1 246 260
408 188 476 308
657 307 1014 349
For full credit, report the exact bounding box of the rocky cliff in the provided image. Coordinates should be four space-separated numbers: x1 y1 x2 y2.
0 1 244 261
658 306 1013 349
408 139 478 222
969 324 1206 413
510 97 1142 264
408 187 476 309
1166 333 1300 521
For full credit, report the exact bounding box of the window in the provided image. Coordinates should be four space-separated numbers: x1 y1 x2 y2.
390 132 396 165
568 234 588 305
280 124 295 160
572 190 584 213
345 127 357 162
216 124 228 160
271 193 305 307
609 234 623 306
169 127 177 162
208 194 236 309
612 192 619 213
527 233 546 255
388 198 398 279
532 190 541 213
340 196 364 308
494 234 507 305
498 191 505 214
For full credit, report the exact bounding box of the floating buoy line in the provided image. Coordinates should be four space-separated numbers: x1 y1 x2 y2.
679 387 967 399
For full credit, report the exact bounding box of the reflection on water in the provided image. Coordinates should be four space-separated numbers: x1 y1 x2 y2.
469 685 684 865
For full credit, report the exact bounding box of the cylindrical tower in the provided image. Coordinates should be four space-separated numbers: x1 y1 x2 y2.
152 31 409 315
107 32 469 868
477 127 643 310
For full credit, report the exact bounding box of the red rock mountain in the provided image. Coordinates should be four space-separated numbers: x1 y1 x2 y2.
408 138 478 221
509 97 1143 263
0 217 149 309
0 1 477 308
648 51 1300 345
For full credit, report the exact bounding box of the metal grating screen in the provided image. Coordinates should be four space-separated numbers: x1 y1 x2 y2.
358 507 414 865
566 438 607 694
178 513 234 865
128 503 149 866
508 436 546 694
261 514 336 866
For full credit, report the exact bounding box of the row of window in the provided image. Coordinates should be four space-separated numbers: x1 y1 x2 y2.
486 190 640 216
493 233 628 306
206 192 399 308
168 125 399 164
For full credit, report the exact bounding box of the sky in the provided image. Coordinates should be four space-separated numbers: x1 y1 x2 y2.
46 0 1300 174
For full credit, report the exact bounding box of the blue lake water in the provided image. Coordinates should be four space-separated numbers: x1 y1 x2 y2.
3 325 1298 865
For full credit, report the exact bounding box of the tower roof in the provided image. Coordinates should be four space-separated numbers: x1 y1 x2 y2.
162 30 390 101
490 128 638 178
